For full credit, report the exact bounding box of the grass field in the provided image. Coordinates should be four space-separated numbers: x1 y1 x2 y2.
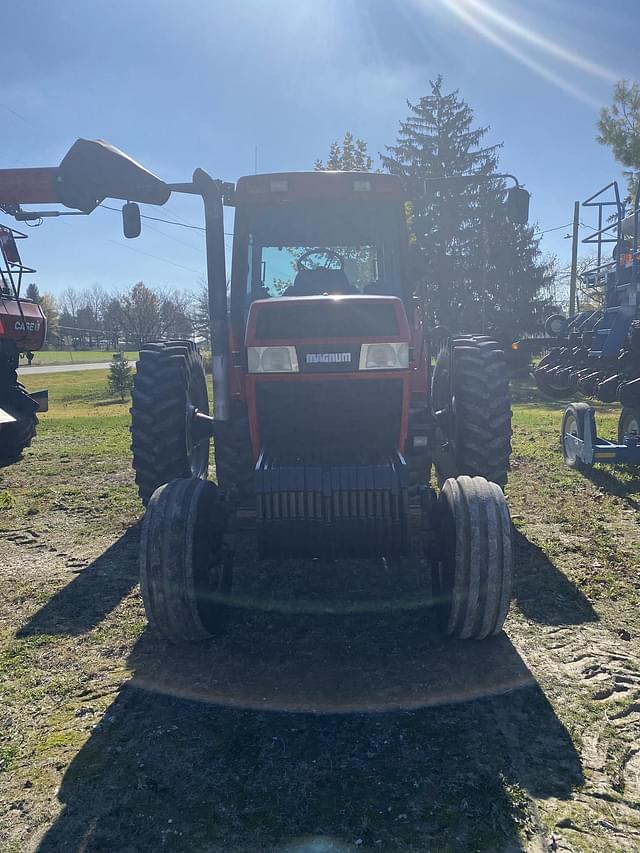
24 350 139 367
1 369 640 852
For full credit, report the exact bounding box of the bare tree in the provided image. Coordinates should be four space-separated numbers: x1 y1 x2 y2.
115 282 164 348
82 283 107 329
60 287 82 324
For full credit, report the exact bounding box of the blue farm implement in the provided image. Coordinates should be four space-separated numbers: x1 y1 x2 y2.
533 181 640 468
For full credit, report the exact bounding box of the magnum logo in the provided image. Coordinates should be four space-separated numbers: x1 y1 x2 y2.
305 352 352 364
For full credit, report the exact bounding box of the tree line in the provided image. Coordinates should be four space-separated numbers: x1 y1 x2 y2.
24 280 211 350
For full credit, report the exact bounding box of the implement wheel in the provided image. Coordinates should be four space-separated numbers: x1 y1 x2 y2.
435 476 512 640
140 478 230 643
618 406 640 444
131 341 209 506
561 403 594 470
432 336 512 488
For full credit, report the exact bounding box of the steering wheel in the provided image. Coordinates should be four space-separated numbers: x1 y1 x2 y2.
297 248 345 271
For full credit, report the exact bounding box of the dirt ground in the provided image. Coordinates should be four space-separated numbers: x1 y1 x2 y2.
1 373 640 852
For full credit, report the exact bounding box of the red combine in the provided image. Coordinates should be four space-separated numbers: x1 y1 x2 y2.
1 140 527 643
0 224 47 461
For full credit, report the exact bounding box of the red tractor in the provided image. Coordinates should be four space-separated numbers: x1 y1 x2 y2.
0 224 48 462
1 140 524 643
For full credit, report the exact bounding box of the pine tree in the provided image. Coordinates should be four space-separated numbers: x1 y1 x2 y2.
598 80 640 203
25 283 41 303
107 352 133 402
315 131 373 171
382 76 551 336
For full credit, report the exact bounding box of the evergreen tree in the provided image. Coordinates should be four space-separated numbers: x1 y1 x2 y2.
107 352 133 402
315 131 373 171
25 283 41 303
382 76 551 337
598 80 640 202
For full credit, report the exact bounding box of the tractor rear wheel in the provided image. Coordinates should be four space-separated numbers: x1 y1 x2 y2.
131 341 209 505
140 477 230 643
432 337 512 488
434 475 512 640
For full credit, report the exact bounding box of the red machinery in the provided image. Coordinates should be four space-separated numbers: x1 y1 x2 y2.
0 224 47 460
1 139 522 643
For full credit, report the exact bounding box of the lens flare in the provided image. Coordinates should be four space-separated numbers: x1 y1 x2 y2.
454 0 620 83
414 0 625 108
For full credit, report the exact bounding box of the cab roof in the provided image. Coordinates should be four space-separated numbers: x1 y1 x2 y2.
235 171 405 203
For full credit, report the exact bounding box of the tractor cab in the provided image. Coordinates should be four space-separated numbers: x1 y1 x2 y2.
230 172 408 317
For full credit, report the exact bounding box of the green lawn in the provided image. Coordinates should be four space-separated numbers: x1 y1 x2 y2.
1 368 640 852
24 350 139 367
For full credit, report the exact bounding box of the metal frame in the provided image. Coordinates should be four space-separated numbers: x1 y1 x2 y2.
0 224 35 297
563 404 640 466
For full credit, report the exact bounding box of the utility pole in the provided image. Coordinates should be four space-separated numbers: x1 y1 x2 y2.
569 200 580 316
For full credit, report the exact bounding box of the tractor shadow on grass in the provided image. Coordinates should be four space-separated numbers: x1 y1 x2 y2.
36 581 584 852
17 525 140 638
512 529 599 626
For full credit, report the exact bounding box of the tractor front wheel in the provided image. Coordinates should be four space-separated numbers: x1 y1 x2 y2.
432 337 512 488
434 475 512 640
140 477 230 643
213 402 255 505
131 341 209 505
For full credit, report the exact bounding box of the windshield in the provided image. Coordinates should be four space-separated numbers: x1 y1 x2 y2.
235 200 405 308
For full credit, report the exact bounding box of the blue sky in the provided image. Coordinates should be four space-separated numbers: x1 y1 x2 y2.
2 0 638 297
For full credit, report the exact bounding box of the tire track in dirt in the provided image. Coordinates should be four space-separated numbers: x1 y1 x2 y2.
511 613 640 851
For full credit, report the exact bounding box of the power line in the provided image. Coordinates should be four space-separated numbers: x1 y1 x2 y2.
103 237 202 275
535 221 573 235
99 204 234 239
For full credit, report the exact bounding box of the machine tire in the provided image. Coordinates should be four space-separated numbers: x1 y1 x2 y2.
435 475 512 640
561 402 594 470
131 341 209 506
0 411 38 462
0 376 38 463
432 337 512 488
213 402 255 504
618 406 640 444
140 477 230 643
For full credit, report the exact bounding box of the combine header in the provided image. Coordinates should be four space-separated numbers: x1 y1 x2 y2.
0 139 530 642
533 182 640 468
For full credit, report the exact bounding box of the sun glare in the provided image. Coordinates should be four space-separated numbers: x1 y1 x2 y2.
414 0 625 107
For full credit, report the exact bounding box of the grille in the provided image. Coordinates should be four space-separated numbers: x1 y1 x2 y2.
255 300 399 340
255 378 403 454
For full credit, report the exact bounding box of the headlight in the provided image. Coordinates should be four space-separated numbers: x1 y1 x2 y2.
248 346 299 373
359 342 409 370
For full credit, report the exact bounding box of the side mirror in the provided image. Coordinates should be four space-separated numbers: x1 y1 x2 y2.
506 186 530 225
122 202 141 239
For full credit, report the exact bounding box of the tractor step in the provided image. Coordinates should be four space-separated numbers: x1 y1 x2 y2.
255 449 409 559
